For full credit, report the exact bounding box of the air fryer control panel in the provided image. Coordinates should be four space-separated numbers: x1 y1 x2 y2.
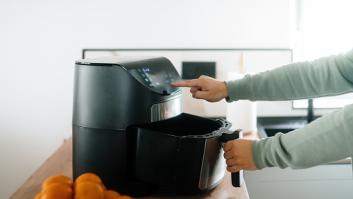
76 57 182 95
127 61 181 95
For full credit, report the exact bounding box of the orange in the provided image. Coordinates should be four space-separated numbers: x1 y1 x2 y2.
40 183 73 199
75 172 103 186
34 192 42 199
117 196 133 199
75 181 105 199
42 175 72 190
104 190 120 199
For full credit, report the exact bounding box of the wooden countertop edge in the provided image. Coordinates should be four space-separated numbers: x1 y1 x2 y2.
10 138 73 199
10 137 249 199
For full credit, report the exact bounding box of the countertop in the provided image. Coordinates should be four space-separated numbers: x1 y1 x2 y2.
10 138 249 199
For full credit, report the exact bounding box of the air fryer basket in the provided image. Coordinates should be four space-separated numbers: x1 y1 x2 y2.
127 113 231 194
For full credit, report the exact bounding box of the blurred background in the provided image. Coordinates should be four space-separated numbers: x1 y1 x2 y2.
1 0 353 198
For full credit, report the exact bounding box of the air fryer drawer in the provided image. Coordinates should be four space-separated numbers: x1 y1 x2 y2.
127 113 230 194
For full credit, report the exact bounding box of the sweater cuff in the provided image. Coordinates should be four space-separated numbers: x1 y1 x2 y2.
225 74 252 102
252 139 267 169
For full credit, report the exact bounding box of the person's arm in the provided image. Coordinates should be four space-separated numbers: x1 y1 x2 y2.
224 104 353 171
253 104 353 169
226 50 353 101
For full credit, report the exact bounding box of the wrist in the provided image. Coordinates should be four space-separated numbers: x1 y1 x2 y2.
221 81 229 99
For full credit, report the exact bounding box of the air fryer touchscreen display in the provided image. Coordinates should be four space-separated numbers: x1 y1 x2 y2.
128 66 180 94
138 67 173 88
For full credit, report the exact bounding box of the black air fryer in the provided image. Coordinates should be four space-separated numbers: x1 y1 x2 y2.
72 57 240 196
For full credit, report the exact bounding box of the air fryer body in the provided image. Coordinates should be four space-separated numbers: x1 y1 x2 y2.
72 57 228 196
72 57 182 193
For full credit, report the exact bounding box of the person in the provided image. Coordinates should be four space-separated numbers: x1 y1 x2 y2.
172 50 353 173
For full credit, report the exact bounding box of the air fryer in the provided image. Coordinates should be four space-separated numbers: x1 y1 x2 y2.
72 57 239 196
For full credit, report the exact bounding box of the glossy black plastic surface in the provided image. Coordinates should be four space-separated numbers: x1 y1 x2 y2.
127 113 229 194
73 126 127 188
73 57 182 131
72 57 231 196
72 57 182 196
220 130 240 187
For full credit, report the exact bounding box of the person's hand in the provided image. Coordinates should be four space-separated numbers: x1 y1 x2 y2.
223 139 257 172
171 75 228 102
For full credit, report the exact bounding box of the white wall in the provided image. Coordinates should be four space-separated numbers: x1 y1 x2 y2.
0 0 291 198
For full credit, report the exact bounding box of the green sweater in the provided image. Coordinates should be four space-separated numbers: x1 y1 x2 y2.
226 50 353 169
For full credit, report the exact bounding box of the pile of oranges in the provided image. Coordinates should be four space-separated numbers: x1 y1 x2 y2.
34 173 133 199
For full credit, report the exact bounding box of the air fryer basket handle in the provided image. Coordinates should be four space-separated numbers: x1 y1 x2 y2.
220 130 241 187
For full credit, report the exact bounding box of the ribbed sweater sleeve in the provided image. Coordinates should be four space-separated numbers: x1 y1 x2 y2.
253 104 353 169
225 50 353 101
225 50 353 169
